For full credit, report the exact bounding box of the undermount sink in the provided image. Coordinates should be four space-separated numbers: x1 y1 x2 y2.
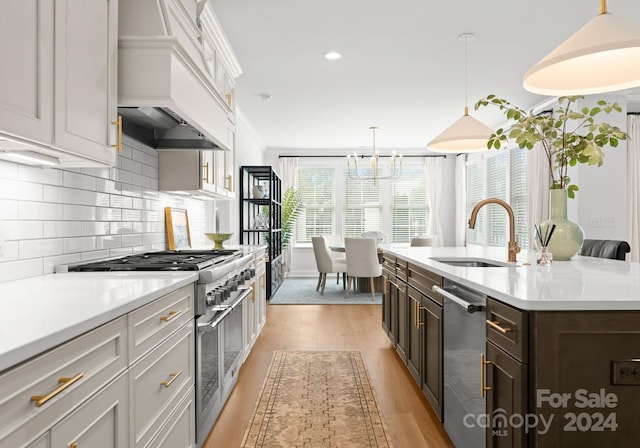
430 257 515 268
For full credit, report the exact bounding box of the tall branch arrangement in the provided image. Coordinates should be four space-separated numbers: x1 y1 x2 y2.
474 95 627 198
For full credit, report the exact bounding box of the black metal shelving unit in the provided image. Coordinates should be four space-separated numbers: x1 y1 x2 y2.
239 166 282 299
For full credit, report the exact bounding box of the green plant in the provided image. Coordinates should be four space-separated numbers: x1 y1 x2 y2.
281 187 304 249
474 95 627 198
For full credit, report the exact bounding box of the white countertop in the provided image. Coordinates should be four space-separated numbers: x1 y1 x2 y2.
0 272 198 373
384 246 640 311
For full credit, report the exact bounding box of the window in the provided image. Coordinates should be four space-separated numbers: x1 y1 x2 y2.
391 168 429 242
466 147 528 248
295 161 431 245
343 170 382 237
466 159 485 244
296 168 335 243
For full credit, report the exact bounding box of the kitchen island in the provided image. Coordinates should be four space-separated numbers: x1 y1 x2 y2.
381 246 640 448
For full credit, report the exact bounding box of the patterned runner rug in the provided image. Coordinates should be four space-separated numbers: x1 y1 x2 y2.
241 351 393 448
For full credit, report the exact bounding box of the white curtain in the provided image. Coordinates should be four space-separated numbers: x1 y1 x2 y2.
425 157 444 246
628 115 640 262
455 154 466 246
526 141 550 241
278 157 298 275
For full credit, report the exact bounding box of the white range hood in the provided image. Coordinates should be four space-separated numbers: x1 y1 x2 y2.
117 0 241 151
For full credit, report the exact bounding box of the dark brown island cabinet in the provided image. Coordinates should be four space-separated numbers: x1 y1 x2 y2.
382 252 640 448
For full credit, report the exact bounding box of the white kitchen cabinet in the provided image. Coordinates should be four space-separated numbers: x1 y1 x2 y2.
0 283 196 448
243 249 267 356
0 316 128 448
128 284 194 364
130 322 194 448
256 249 267 330
158 149 234 200
0 0 53 145
26 434 49 448
0 0 118 167
146 388 195 448
53 0 118 165
244 277 257 355
50 372 128 448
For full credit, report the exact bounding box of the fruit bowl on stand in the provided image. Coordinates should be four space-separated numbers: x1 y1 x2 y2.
204 233 233 249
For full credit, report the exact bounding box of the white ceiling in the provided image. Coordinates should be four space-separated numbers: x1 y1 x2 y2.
210 0 640 153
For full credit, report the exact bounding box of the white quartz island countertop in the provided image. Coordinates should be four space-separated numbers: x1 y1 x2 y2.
384 246 640 311
0 272 198 373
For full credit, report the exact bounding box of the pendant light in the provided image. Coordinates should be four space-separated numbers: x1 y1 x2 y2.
523 0 640 95
427 33 493 153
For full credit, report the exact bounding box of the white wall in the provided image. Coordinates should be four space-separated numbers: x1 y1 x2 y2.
0 135 208 282
576 95 629 241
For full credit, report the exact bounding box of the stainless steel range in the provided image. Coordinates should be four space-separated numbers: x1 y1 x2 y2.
57 249 255 447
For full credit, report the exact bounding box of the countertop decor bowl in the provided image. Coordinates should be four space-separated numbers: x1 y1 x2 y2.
204 232 233 249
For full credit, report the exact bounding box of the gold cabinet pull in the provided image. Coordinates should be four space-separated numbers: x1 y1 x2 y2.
226 92 233 107
225 174 233 191
160 310 182 322
161 370 183 388
31 372 84 407
111 115 122 153
486 319 512 334
261 273 266 289
480 354 491 397
203 162 209 183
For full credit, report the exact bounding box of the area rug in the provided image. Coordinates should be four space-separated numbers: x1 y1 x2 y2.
241 351 393 448
270 277 382 305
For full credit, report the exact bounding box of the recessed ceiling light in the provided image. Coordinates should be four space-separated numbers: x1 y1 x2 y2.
324 51 342 61
259 94 273 101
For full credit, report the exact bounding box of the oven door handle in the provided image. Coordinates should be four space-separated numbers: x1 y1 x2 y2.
432 285 485 313
233 286 253 309
198 286 253 333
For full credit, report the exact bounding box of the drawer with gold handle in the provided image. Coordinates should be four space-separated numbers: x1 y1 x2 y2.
31 373 84 407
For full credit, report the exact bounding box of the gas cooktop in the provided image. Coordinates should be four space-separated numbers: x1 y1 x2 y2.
65 250 241 272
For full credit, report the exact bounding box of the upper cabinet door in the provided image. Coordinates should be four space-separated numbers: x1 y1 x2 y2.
54 0 117 165
0 0 53 144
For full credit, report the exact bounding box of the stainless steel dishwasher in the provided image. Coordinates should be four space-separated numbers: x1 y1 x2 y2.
433 278 487 448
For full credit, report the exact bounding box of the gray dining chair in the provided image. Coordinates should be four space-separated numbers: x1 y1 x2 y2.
344 237 382 301
311 236 347 294
322 234 346 285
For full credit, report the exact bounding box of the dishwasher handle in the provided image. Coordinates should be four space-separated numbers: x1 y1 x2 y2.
432 285 485 313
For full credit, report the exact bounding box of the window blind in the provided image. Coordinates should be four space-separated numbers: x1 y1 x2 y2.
296 168 335 243
391 167 429 242
343 170 382 238
510 146 529 248
466 159 485 244
486 152 508 246
465 148 529 249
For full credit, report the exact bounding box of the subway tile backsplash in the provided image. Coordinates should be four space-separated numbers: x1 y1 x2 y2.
0 135 208 282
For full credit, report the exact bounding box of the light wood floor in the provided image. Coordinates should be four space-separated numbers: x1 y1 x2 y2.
203 303 454 448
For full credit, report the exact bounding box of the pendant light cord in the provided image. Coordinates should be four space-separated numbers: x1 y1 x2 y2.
458 33 474 116
464 35 469 115
601 0 607 14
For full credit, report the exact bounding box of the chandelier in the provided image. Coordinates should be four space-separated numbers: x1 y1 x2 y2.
346 127 402 184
